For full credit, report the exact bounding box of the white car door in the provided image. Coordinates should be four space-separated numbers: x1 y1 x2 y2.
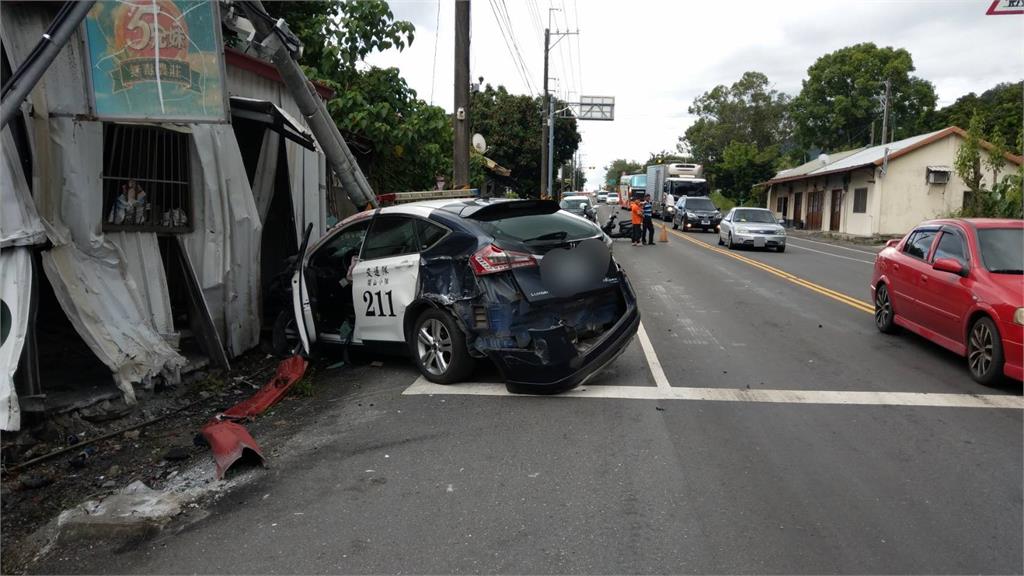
292 218 371 354
351 216 422 344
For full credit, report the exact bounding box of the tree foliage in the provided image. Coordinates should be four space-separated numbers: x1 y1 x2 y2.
717 141 780 205
954 112 1023 218
679 71 792 169
646 150 692 166
470 84 581 197
603 159 644 189
264 1 449 192
679 71 789 202
932 82 1023 154
790 43 937 151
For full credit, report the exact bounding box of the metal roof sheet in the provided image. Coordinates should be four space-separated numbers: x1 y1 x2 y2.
810 129 947 174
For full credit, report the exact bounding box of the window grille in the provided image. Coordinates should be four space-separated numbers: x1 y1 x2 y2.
102 124 191 233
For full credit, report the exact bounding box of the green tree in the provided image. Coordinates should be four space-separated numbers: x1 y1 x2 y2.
646 150 692 166
678 71 792 187
985 131 1008 186
954 113 985 216
951 113 1023 218
932 82 1023 153
790 43 937 151
604 159 643 189
469 85 580 197
716 141 781 205
264 1 450 192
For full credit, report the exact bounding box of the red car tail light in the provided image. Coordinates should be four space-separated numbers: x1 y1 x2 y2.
470 244 537 276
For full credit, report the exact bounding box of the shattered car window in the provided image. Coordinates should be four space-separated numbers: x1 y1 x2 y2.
416 219 449 251
312 221 370 269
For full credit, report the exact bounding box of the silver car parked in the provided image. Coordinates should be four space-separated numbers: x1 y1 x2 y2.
718 207 787 252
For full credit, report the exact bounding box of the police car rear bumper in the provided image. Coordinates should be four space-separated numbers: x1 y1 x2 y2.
489 276 640 394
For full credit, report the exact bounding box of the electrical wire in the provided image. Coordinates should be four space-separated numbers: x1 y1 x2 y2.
487 0 535 95
429 0 440 104
496 0 537 93
573 0 583 97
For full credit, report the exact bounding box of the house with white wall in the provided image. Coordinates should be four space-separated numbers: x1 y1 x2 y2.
763 127 1023 238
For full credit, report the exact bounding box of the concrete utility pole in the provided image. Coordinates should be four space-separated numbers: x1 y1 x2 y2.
242 0 377 208
880 79 891 146
453 0 471 188
540 27 550 198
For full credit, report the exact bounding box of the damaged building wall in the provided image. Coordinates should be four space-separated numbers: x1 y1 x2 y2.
1 4 334 430
183 124 263 358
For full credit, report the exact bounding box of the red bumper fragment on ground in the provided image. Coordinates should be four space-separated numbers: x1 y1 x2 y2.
202 355 309 479
222 355 309 420
201 420 265 480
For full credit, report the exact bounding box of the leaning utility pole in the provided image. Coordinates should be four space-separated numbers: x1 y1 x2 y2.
880 79 891 146
453 0 471 188
0 0 96 130
241 0 377 208
540 27 550 198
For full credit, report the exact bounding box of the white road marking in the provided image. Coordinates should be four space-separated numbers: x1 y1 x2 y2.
637 322 672 390
402 378 1024 410
786 242 876 264
787 236 880 255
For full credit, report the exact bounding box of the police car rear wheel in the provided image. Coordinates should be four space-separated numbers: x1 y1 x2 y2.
411 309 473 384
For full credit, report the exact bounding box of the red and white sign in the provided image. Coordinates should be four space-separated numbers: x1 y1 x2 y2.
987 0 1024 15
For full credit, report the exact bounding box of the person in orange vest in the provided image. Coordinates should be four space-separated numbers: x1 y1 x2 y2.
630 196 643 246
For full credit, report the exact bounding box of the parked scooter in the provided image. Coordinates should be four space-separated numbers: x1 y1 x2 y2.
602 212 634 239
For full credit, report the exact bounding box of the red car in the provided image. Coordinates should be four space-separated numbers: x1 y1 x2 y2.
871 219 1023 384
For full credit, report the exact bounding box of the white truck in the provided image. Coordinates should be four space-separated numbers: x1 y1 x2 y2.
647 163 708 220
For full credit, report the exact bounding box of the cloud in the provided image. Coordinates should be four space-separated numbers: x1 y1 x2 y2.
370 0 1023 190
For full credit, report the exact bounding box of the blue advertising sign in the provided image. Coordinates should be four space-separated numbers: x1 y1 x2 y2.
84 0 227 122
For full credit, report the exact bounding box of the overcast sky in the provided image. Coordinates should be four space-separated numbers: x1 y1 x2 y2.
366 0 1024 190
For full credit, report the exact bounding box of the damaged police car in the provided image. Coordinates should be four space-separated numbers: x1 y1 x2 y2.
288 198 640 393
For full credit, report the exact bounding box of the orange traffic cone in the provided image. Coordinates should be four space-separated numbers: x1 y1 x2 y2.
658 222 669 243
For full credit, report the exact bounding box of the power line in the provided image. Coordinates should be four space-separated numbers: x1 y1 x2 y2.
487 0 536 95
526 0 544 48
559 0 577 100
573 0 582 96
497 0 538 93
429 0 441 104
489 0 533 94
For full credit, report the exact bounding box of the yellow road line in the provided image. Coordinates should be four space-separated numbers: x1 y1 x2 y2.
668 229 874 315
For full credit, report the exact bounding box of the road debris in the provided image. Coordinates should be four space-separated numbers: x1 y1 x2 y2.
200 355 308 479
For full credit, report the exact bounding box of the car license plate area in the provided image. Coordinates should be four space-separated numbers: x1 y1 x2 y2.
753 237 766 247
701 219 710 225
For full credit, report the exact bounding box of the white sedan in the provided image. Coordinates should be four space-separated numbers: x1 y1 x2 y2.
718 207 787 252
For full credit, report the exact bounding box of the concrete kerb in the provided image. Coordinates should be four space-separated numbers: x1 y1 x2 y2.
786 228 895 247
23 458 262 567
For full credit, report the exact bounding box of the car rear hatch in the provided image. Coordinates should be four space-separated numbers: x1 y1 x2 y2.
465 201 637 388
467 200 618 304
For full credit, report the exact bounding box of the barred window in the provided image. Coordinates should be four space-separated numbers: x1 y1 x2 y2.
853 188 868 213
102 124 191 233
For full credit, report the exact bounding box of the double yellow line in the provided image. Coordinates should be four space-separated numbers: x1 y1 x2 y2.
668 228 875 315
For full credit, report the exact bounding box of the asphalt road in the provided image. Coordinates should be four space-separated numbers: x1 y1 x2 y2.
45 204 1022 574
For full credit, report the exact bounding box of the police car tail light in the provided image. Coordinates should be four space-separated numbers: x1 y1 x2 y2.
471 244 537 276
